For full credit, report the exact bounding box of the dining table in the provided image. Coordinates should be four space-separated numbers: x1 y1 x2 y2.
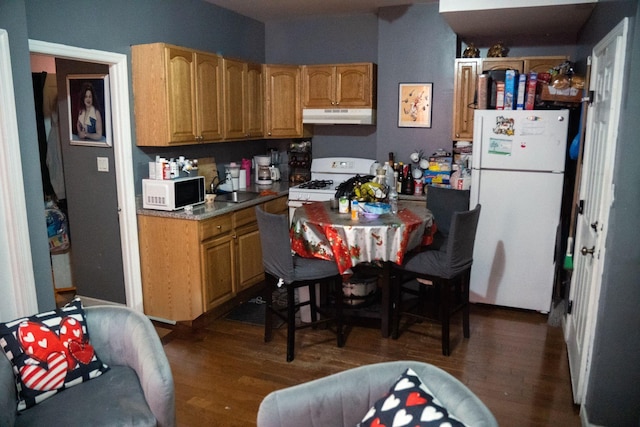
290 200 433 337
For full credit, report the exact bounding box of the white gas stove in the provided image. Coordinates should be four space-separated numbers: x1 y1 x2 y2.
288 157 376 218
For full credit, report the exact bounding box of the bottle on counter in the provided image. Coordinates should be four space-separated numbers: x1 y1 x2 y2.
404 167 415 195
396 162 404 193
388 178 398 215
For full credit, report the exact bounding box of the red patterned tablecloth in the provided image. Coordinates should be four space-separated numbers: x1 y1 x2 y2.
291 201 432 274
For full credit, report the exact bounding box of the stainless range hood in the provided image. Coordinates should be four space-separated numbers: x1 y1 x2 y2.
302 108 376 125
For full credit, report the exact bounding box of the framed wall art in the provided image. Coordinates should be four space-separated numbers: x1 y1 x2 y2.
398 83 432 128
66 74 112 147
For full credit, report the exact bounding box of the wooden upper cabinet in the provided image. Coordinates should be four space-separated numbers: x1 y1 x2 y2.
223 58 264 140
481 58 524 73
336 64 374 107
223 58 246 139
452 58 480 141
246 63 264 138
132 43 223 146
302 65 335 107
264 64 302 138
195 52 224 142
524 56 569 73
302 63 375 108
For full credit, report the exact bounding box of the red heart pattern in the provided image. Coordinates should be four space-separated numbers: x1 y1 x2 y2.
406 391 428 407
357 369 465 427
16 316 96 392
19 351 68 391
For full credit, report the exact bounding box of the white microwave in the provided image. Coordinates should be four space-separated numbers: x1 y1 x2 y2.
142 176 205 211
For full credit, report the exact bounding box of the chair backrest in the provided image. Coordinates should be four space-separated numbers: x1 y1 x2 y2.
255 206 295 282
444 204 481 278
427 187 470 236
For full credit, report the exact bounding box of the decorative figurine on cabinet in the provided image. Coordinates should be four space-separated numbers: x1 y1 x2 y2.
487 41 509 57
462 43 480 58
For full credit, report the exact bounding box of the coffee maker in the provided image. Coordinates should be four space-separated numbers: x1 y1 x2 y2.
254 155 272 185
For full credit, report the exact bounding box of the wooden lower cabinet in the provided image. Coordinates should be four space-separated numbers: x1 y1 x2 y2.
138 196 287 322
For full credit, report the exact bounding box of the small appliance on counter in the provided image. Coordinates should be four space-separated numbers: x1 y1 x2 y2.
142 175 205 211
254 155 272 185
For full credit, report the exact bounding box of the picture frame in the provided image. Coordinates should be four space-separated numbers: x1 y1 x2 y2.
66 74 112 147
398 83 433 128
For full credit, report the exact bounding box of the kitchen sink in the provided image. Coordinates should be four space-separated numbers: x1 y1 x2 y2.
215 191 261 203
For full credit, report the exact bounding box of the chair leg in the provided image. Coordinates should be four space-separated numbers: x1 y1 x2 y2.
264 278 274 343
309 284 318 327
391 270 402 340
439 279 451 356
462 272 470 339
335 277 344 347
286 284 296 362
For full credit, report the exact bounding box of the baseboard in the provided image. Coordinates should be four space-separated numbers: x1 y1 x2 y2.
77 295 126 307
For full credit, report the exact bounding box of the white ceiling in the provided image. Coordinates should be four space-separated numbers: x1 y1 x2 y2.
203 0 435 22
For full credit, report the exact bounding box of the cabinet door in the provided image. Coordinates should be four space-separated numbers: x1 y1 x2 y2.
202 234 235 311
264 65 302 138
138 215 203 321
452 59 480 140
224 58 247 139
482 58 524 73
166 46 197 143
336 64 373 107
302 65 335 108
235 223 265 292
195 52 224 142
524 56 568 73
246 62 264 138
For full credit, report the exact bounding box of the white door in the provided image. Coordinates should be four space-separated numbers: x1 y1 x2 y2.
564 18 628 405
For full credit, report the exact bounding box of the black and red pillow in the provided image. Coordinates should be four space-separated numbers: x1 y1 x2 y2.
358 368 467 427
0 298 109 411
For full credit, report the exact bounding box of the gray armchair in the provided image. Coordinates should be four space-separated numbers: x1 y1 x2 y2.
0 305 175 427
257 360 497 427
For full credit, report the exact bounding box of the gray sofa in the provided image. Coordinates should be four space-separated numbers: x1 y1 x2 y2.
257 360 497 427
0 305 176 427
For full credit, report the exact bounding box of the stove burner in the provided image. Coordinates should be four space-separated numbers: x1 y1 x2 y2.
298 179 334 190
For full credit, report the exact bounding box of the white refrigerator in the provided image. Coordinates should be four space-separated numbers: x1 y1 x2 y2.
469 109 569 312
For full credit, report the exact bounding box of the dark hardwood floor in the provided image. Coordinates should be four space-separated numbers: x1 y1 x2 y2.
156 303 580 426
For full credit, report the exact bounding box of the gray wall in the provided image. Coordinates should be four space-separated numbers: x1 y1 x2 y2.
0 0 55 310
266 4 577 164
2 0 267 310
577 1 640 425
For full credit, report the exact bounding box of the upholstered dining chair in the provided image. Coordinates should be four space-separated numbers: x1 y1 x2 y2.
255 206 345 362
426 186 470 251
392 204 481 356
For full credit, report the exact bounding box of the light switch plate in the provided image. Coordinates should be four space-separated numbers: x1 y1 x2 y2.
97 156 109 172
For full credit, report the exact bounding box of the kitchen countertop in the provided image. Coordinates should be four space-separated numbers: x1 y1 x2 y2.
136 181 292 221
136 180 428 221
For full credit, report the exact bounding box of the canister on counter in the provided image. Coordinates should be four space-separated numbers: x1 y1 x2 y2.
339 197 349 213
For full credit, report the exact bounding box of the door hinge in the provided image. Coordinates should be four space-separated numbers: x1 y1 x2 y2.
583 90 594 104
578 200 584 215
567 299 573 314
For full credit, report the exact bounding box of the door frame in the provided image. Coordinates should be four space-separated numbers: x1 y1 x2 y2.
0 29 39 318
26 40 143 312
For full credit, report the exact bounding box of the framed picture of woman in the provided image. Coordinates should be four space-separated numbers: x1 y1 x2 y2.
66 74 112 147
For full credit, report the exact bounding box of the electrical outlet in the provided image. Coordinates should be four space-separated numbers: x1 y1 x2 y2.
97 157 109 172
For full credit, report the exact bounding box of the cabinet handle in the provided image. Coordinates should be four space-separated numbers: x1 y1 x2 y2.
232 234 237 239
217 225 222 230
